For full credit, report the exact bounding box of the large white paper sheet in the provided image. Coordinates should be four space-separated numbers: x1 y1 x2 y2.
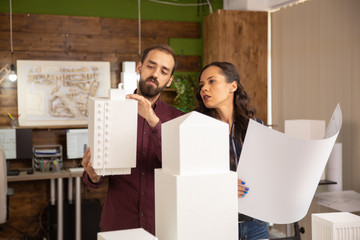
237 104 342 224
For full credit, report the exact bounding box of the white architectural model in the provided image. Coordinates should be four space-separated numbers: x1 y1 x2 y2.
121 61 139 94
155 111 238 240
285 120 325 140
312 212 360 240
285 119 326 180
88 83 137 176
98 228 157 240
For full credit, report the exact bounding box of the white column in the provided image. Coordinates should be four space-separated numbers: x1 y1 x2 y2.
75 176 81 240
68 177 73 204
50 178 56 205
57 178 63 240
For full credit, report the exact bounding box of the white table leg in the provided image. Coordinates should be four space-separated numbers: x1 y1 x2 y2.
50 178 55 205
68 177 73 204
75 176 81 240
57 178 63 240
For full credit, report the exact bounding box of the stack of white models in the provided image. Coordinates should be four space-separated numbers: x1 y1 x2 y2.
155 111 238 240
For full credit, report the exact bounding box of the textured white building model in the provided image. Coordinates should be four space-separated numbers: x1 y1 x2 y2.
155 111 238 240
312 212 360 240
88 83 138 176
121 61 139 94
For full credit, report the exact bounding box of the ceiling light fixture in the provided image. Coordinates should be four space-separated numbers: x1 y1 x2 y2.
8 64 17 81
8 0 17 82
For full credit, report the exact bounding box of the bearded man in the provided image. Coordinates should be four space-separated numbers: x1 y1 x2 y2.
82 45 184 235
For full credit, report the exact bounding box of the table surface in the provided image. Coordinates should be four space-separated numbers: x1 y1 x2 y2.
8 171 336 184
319 179 337 185
7 168 84 182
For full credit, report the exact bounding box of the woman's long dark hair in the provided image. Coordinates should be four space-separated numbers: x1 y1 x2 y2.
195 62 256 141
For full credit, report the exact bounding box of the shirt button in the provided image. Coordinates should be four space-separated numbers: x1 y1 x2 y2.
142 151 146 155
141 172 145 175
141 192 144 196
140 212 144 217
144 131 147 135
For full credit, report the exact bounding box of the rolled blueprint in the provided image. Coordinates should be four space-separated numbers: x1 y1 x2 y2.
237 104 342 223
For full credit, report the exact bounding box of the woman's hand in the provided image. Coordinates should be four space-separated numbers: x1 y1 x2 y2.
238 179 249 198
81 147 101 184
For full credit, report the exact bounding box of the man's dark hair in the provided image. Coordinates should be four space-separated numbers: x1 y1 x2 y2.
140 44 177 76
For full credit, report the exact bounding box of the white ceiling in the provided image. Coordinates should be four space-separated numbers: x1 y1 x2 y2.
223 0 308 12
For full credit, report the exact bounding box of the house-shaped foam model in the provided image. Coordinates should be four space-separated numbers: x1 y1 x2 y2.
161 111 229 175
88 83 137 176
155 111 238 240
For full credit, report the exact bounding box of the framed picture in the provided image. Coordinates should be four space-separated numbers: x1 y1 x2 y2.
17 60 111 127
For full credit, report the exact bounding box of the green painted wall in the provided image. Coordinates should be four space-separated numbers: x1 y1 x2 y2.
1 0 223 64
0 0 222 22
169 38 203 56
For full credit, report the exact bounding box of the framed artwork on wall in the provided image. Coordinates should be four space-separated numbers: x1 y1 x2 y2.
17 60 111 127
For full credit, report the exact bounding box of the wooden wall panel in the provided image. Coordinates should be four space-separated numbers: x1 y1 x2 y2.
0 13 201 38
0 13 201 126
0 12 201 239
5 181 49 239
203 10 268 124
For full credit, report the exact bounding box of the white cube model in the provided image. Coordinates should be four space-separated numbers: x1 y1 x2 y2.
285 119 327 180
284 120 325 140
98 228 157 240
121 72 138 94
312 212 360 240
161 111 229 175
88 83 137 176
155 170 238 240
121 61 139 94
122 61 136 73
156 111 238 240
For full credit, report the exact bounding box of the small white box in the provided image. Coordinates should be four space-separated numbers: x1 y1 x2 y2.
122 61 136 72
285 120 325 140
98 228 157 240
88 86 137 176
121 72 138 94
162 111 229 175
155 169 238 240
285 119 327 180
312 212 360 240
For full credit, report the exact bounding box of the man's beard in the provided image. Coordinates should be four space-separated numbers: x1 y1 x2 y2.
138 76 168 98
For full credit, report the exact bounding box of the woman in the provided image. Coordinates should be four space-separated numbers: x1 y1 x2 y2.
195 62 269 240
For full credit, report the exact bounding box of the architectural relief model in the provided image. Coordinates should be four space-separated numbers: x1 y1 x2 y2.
27 66 100 118
17 60 110 126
